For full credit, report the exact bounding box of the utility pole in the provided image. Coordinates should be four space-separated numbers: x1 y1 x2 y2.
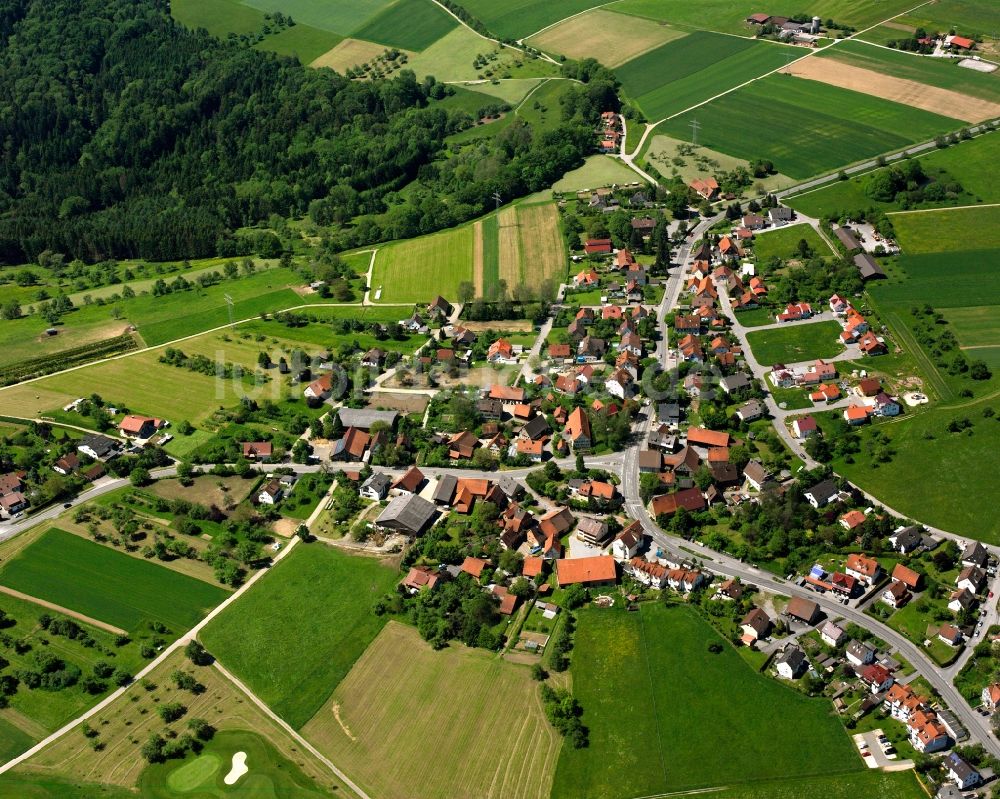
224 294 234 326
492 191 502 214
689 118 700 147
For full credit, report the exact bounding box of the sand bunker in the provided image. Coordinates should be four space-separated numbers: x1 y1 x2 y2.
224 751 248 786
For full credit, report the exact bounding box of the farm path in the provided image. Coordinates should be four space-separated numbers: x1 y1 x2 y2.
518 1 620 42
887 202 1000 215
211 659 372 799
361 249 378 305
427 0 561 65
0 585 127 635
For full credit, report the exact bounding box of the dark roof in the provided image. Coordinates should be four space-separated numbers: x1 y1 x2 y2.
78 434 119 457
805 479 839 503
375 494 437 535
337 408 399 430
854 252 886 280
362 472 392 493
833 226 861 250
777 647 805 670
522 415 551 441
433 474 457 504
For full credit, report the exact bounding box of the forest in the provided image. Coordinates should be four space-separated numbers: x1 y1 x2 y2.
0 0 599 263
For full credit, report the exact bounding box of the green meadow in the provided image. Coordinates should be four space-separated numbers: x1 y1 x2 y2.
746 321 846 365
353 0 456 50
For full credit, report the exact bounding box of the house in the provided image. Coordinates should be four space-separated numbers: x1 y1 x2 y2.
428 296 453 319
666 568 705 593
674 314 701 334
768 207 793 226
810 383 840 403
650 487 706 517
736 400 764 423
391 465 425 496
961 541 988 568
840 509 866 530
0 491 27 517
776 302 813 323
948 588 976 614
576 517 610 547
844 405 872 425
743 460 770 492
564 407 592 451
304 374 334 401
945 34 975 50
741 608 771 642
556 556 617 587
401 312 427 332
889 525 925 555
538 507 575 541
492 585 518 616
337 408 399 431
242 442 273 462
792 416 817 439
846 640 875 667
332 427 370 462
447 430 479 460
820 620 845 647
678 334 704 362
612 522 643 561
461 557 490 580
845 553 881 586
945 752 981 790
78 434 120 461
548 343 571 360
360 472 392 501
873 393 901 417
627 557 669 589
689 177 719 201
119 415 163 439
487 339 516 364
785 596 819 624
776 647 806 679
719 373 751 395
956 565 986 594
584 239 612 255
637 449 663 474
938 623 963 646
53 453 80 475
374 493 437 537
522 556 544 580
881 580 910 609
829 293 850 315
716 579 744 601
803 479 840 508
258 479 283 505
909 713 949 753
859 663 894 693
400 566 439 594
981 683 1000 712
360 348 385 369
858 331 887 355
686 427 730 450
892 563 922 591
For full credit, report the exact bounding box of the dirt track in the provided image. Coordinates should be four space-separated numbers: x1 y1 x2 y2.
0 585 127 635
782 56 1000 123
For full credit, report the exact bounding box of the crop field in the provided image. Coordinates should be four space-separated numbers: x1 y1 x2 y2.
497 207 522 290
372 223 474 303
0 308 138 372
611 0 919 36
551 604 861 799
787 131 1000 217
616 32 791 121
746 321 845 365
311 37 400 70
256 23 342 63
0 529 228 634
753 223 836 261
890 205 1000 254
302 621 561 799
7 649 344 797
406 26 560 83
863 0 1000 45
705 771 926 799
784 54 1000 123
240 0 393 33
527 9 685 67
479 213 500 296
660 75 963 179
352 0 456 50
820 40 1000 105
171 0 267 36
946 306 1000 369
552 156 645 192
200 545 398 729
453 0 611 39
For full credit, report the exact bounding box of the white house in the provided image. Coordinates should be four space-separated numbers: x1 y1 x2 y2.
776 647 806 679
612 524 642 561
360 473 391 501
820 620 845 647
945 752 981 790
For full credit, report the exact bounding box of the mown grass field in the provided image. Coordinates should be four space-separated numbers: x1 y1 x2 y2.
867 0 1000 43
704 771 927 799
552 155 645 192
753 224 835 261
480 213 500 297
527 9 685 67
0 530 228 634
454 0 611 39
612 0 918 35
820 40 1000 104
200 545 398 729
6 648 345 797
302 621 561 799
254 22 342 63
660 75 964 179
551 604 862 799
352 0 456 50
788 131 1000 217
171 0 267 36
746 320 845 365
891 205 1000 254
406 26 560 83
240 0 393 34
617 32 790 121
372 223 474 303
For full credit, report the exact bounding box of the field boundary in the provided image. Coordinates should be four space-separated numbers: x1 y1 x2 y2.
887 202 1000 215
0 585 126 636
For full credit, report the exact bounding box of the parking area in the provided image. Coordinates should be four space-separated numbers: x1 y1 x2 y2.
853 729 914 771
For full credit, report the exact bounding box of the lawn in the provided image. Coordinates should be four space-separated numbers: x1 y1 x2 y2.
551 603 862 799
786 131 1000 217
527 9 685 67
552 156 645 192
746 320 845 365
452 0 612 39
278 472 333 520
891 205 1000 254
753 223 835 261
301 621 561 799
703 771 927 799
239 0 394 34
660 74 964 179
0 529 229 633
616 32 791 120
371 223 474 303
199 544 398 728
352 0 456 50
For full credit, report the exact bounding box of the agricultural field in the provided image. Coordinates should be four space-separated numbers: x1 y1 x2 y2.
5 649 345 797
703 771 927 799
406 26 560 83
644 136 793 192
611 0 919 36
453 0 611 39
199 545 398 729
310 37 402 71
466 77 546 105
551 604 862 799
0 529 229 634
660 75 964 179
552 156 646 192
352 0 456 51
240 0 393 33
171 0 270 37
371 223 474 303
253 23 342 63
752 223 836 261
527 9 685 67
302 621 560 799
787 133 1000 218
616 32 791 121
859 0 1000 53
746 321 845 365
890 205 1000 254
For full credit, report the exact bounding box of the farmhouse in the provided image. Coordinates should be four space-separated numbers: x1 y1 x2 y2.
360 472 392 500
241 442 272 462
400 566 439 594
257 479 283 505
556 556 617 587
78 434 120 461
304 373 334 401
785 596 819 624
391 465 425 495
119 415 163 439
689 176 719 201
374 494 437 537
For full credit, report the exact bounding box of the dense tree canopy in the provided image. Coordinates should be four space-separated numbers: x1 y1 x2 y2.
0 0 593 263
